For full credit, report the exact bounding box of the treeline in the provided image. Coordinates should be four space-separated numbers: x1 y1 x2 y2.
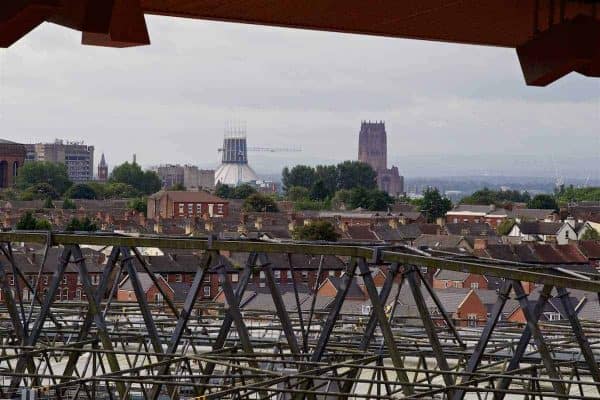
460 187 531 206
10 161 161 203
460 187 560 210
283 161 394 211
555 186 600 203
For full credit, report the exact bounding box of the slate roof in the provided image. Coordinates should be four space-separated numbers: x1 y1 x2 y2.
476 243 589 265
322 276 366 299
372 223 422 241
434 269 470 281
119 273 172 294
445 222 496 236
512 208 556 221
414 234 469 249
517 221 564 235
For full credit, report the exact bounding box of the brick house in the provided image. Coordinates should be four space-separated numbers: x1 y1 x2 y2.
432 270 489 290
117 273 174 304
147 191 229 219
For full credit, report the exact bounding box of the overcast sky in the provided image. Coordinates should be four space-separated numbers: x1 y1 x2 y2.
1 15 598 179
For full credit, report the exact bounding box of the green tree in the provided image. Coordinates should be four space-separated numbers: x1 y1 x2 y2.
21 183 60 200
332 189 353 210
287 186 310 201
66 183 98 200
310 179 329 201
292 199 331 211
86 182 107 199
461 188 531 205
215 183 233 198
420 188 453 223
556 186 600 203
497 218 515 236
16 212 51 230
315 165 338 197
109 162 161 195
242 193 279 212
127 198 148 216
43 197 55 209
16 161 72 195
292 221 340 242
581 228 600 240
233 184 257 199
527 194 558 210
62 198 76 210
170 183 186 191
282 165 316 191
103 182 139 199
336 161 377 191
365 190 394 211
66 217 97 232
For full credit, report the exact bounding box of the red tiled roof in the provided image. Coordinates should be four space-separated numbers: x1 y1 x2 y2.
346 225 378 241
579 241 600 259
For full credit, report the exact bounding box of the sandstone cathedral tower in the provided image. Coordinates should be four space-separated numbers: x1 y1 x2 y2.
358 121 404 197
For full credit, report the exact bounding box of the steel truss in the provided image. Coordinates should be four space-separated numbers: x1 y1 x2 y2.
0 232 599 399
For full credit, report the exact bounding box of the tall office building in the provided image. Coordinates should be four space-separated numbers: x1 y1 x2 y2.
26 140 95 182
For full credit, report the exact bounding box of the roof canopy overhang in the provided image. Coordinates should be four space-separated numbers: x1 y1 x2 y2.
1 0 599 86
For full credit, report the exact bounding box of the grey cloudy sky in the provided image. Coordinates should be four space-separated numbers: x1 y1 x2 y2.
1 15 598 179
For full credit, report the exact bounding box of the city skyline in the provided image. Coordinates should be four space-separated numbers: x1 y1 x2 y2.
1 15 598 179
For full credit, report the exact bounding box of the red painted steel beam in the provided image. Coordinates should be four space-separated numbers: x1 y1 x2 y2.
0 0 58 47
517 15 600 86
81 0 150 47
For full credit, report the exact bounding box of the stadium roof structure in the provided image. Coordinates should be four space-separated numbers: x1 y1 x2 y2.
1 0 599 86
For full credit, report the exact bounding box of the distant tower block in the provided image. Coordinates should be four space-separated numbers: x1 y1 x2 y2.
357 121 404 197
358 121 387 172
98 153 108 182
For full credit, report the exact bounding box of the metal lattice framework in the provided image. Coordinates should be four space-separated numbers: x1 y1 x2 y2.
0 232 600 399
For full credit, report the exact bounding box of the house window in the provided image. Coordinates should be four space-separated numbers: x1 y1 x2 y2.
9 276 14 286
76 289 82 300
467 314 478 327
176 274 183 283
43 275 48 285
203 286 211 297
178 204 184 215
155 293 163 304
188 204 193 214
62 288 69 301
545 312 561 321
454 281 461 288
287 271 292 279
453 218 458 223
217 204 224 214
63 276 68 285
91 275 100 285
470 282 479 289
329 270 335 276
274 270 281 281
196 204 202 214
231 273 239 283
301 271 308 281
259 271 265 280
420 267 428 275
445 281 450 288
361 305 372 315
